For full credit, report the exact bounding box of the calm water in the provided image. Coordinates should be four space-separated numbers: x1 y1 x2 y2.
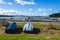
0 16 56 21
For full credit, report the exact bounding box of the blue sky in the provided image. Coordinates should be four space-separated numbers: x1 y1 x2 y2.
0 0 60 16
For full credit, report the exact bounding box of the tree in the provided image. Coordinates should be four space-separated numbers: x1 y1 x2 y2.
49 13 60 17
49 13 60 22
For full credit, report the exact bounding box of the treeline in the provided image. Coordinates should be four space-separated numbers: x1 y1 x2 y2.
0 15 14 17
49 13 60 17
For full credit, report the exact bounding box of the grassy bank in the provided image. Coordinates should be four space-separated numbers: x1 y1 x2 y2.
16 23 49 27
0 33 60 40
0 22 60 40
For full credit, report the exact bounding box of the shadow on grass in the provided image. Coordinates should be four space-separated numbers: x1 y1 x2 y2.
5 27 23 34
24 28 40 34
5 28 40 34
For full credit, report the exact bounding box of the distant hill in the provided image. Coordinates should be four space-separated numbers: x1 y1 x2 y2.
49 13 60 17
0 15 14 17
0 15 48 18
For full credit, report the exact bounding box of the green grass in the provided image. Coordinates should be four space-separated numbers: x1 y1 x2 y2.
52 25 60 30
32 23 49 27
16 23 49 28
17 23 60 30
0 22 60 40
16 23 25 27
0 33 60 40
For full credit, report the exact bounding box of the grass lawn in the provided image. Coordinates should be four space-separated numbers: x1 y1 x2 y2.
16 22 50 28
0 33 60 40
0 22 60 40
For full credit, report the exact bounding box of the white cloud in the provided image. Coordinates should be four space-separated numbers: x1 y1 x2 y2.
38 8 46 12
38 8 42 11
37 8 53 16
48 8 52 11
0 8 21 15
0 0 7 4
28 8 33 11
0 0 35 6
38 8 53 12
0 0 13 5
43 13 48 16
14 0 35 5
8 2 13 5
